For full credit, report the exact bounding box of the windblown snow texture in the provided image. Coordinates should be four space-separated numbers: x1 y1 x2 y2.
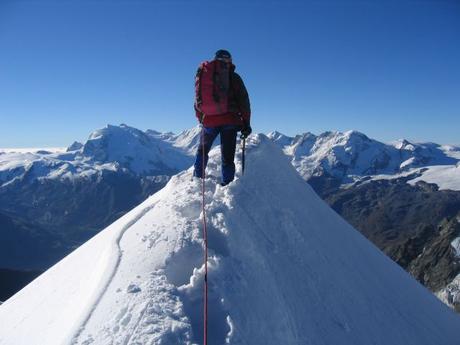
0 135 458 345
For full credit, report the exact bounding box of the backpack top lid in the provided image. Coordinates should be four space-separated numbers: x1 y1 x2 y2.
200 59 235 72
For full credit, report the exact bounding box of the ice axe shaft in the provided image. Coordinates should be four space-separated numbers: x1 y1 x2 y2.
242 137 246 175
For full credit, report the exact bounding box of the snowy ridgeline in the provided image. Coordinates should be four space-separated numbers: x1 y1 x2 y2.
1 124 459 191
0 135 458 345
267 130 460 190
0 148 66 154
0 125 201 185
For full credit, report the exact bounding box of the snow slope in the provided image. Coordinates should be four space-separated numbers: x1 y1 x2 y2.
0 135 459 345
408 165 460 191
367 165 460 192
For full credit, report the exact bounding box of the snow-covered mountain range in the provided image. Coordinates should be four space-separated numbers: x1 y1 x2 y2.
0 124 199 183
1 135 458 345
3 126 458 195
268 130 460 190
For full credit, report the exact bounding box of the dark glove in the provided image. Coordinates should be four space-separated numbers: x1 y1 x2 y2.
240 124 252 139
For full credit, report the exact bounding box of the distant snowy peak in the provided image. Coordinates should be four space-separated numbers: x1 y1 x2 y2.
66 141 83 152
267 130 293 145
148 126 210 155
268 129 460 181
392 139 416 151
269 129 374 153
268 129 393 180
160 126 202 154
78 124 194 175
0 125 199 185
145 129 176 142
82 124 154 161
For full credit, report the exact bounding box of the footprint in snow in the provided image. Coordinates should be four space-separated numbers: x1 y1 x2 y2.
127 284 141 293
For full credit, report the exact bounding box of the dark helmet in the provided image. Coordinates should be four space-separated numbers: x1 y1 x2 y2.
215 49 232 61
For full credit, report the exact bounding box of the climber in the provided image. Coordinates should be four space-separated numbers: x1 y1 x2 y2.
193 49 252 186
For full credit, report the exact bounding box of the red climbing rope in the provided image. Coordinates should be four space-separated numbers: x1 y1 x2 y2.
200 124 209 345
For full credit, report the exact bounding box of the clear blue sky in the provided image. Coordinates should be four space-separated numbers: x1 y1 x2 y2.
0 0 459 147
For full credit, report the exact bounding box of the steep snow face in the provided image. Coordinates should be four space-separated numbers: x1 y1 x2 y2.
1 135 458 345
269 130 460 188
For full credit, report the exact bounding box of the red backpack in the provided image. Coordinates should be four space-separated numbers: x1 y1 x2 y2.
195 60 231 117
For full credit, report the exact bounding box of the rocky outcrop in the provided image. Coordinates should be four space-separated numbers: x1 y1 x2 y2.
407 218 460 291
0 268 42 302
321 177 460 307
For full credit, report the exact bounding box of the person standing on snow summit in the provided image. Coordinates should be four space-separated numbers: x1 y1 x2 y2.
193 49 252 186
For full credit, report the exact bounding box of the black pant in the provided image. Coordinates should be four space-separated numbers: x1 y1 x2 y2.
194 125 238 184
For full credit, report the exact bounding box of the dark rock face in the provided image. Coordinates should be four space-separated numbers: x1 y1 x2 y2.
315 177 460 299
407 219 460 291
0 170 168 237
0 268 42 302
0 171 169 270
306 173 342 199
0 211 64 270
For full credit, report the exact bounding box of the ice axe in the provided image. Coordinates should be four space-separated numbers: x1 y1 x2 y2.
241 136 246 175
240 119 250 175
